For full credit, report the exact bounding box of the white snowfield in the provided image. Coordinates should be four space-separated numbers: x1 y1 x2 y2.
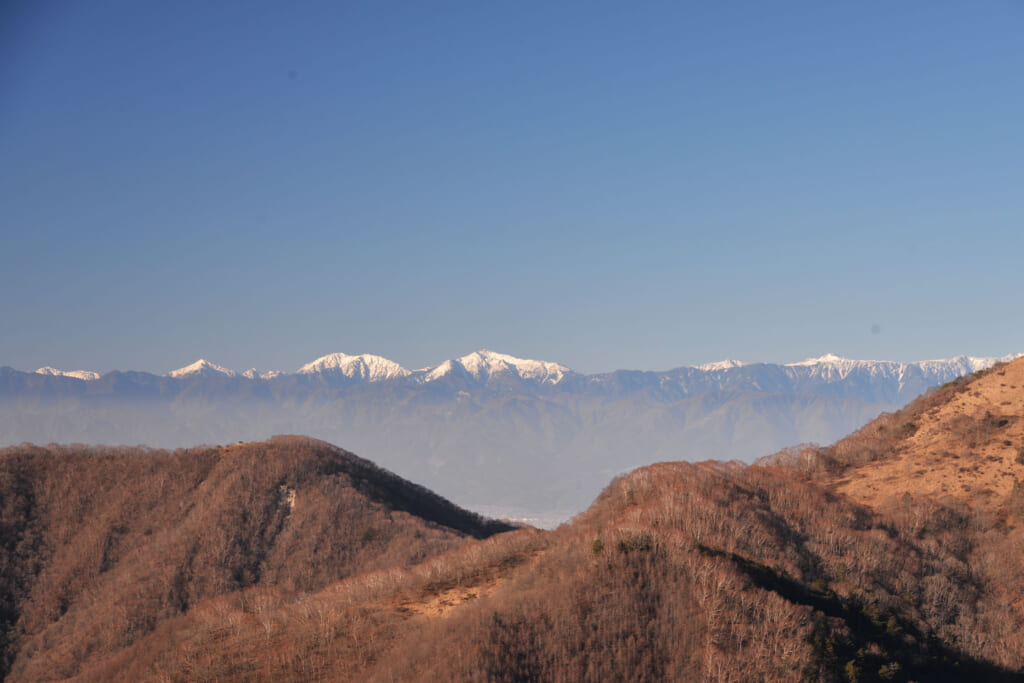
695 359 746 372
297 352 410 381
31 350 1021 386
167 359 237 379
781 353 1014 383
422 350 571 385
242 369 282 380
33 366 101 381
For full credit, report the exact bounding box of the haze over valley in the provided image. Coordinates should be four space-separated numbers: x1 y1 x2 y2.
2 350 1016 522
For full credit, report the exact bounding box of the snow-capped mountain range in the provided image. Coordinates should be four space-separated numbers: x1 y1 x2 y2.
165 349 573 385
297 352 410 382
28 349 1016 393
33 366 101 381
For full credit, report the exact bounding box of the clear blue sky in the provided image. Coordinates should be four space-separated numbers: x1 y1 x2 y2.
2 1 1022 374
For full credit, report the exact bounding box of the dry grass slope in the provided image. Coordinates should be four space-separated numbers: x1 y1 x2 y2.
831 357 1024 511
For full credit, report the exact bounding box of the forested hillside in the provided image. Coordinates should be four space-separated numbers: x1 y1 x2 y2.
0 437 512 681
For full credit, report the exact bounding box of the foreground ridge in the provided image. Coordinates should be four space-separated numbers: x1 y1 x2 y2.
0 436 517 680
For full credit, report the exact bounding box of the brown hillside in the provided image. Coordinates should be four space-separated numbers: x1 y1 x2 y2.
0 437 514 681
78 528 549 682
828 357 1024 511
81 456 1024 681
83 362 1024 682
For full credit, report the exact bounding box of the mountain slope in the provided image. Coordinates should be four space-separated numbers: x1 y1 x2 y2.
423 349 572 385
0 437 514 681
838 359 1024 508
168 358 238 378
297 352 410 381
781 356 1024 512
33 367 100 381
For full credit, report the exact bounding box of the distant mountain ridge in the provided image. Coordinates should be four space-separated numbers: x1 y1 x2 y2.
2 350 1019 520
167 358 237 379
297 352 410 381
21 349 1015 397
33 366 101 381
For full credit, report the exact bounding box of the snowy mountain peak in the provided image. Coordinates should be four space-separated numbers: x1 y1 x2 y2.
965 354 1022 372
787 353 851 367
168 359 237 379
424 349 571 384
34 366 101 381
423 359 457 382
242 368 283 380
297 352 410 381
25 350 1022 389
784 353 1020 374
694 359 745 372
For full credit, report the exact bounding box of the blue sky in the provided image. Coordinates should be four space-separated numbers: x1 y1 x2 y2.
2 1 1022 374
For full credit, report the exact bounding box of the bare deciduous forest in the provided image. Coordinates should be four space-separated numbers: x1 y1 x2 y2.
0 437 512 681
2 361 1024 681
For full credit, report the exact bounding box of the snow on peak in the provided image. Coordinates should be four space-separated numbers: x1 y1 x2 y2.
778 353 1021 386
424 359 457 382
920 353 1023 375
463 349 572 383
694 359 745 372
966 353 1023 372
785 353 1020 373
242 369 283 380
783 354 902 382
297 352 409 381
168 359 237 379
787 353 850 367
425 349 571 384
35 366 100 381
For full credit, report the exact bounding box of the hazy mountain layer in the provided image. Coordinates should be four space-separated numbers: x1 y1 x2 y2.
1 351 1015 519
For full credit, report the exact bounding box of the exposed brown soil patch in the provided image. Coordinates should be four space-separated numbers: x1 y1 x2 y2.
390 550 545 619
